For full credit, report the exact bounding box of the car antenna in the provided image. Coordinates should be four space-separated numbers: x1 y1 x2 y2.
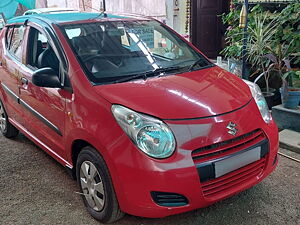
85 5 107 20
93 10 107 19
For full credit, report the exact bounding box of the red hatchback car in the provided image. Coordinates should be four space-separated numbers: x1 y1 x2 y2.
0 12 278 223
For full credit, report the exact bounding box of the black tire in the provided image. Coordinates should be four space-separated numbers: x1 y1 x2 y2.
0 99 19 138
76 146 124 223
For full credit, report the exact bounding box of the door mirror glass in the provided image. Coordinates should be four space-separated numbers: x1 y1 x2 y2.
32 68 62 88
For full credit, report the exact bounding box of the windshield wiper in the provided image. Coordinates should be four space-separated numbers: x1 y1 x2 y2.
113 66 181 83
152 66 182 75
188 59 214 72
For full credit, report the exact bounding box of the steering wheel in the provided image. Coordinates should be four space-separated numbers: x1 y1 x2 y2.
82 54 123 69
82 54 110 63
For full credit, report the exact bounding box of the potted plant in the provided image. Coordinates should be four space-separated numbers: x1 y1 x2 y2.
246 13 279 108
221 2 300 108
265 43 300 109
222 9 278 100
280 70 300 109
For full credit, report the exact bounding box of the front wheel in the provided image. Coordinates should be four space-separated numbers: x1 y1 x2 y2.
0 99 19 138
76 146 124 223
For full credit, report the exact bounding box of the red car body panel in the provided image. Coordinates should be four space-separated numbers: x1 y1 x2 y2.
95 66 252 119
0 14 279 219
101 99 278 217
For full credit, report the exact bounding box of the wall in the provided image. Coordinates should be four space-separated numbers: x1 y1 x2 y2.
44 0 80 9
36 0 188 37
40 0 164 16
46 0 66 8
165 0 190 38
106 0 166 19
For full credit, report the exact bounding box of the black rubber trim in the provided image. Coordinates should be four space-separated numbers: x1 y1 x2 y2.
1 83 62 136
1 83 19 103
163 98 253 121
273 154 278 165
260 140 269 158
196 161 216 183
19 99 62 136
151 191 189 207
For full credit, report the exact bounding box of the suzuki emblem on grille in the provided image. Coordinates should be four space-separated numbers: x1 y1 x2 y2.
227 122 238 136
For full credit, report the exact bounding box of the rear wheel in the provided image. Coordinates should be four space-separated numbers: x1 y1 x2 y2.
0 100 19 138
76 146 124 223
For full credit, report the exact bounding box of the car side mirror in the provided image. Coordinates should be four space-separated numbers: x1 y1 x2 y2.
32 68 62 88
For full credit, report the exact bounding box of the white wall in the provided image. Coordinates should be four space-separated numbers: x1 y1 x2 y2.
36 0 189 37
66 0 80 10
37 0 165 16
165 0 189 38
106 0 166 19
40 0 80 9
46 0 66 8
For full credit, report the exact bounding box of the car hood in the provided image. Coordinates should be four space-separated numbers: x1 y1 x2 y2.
94 66 252 120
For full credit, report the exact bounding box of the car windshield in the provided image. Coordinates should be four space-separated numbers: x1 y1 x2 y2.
61 20 212 85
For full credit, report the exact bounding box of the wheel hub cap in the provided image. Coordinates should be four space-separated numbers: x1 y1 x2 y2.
0 102 7 132
80 161 105 211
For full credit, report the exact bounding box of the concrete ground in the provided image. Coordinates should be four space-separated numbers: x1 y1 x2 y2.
0 134 299 225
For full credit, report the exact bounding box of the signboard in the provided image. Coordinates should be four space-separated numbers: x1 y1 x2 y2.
128 26 154 48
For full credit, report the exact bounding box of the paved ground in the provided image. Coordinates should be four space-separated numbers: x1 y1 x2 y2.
0 134 299 225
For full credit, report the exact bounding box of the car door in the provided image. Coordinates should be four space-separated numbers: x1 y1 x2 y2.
0 25 27 127
17 23 70 157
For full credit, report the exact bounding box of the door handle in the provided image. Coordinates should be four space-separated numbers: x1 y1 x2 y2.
21 77 28 85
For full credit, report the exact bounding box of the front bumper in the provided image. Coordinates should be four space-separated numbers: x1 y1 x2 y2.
107 99 279 218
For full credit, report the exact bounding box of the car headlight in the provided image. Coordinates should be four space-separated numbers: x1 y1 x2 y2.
111 105 176 159
243 80 271 124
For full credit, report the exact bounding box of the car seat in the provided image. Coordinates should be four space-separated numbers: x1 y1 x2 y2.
72 30 103 54
37 45 59 72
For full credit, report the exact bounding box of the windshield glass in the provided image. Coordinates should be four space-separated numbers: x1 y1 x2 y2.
61 20 212 85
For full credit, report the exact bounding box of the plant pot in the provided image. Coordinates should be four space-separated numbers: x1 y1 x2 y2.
261 88 283 106
261 88 276 93
262 92 275 110
279 87 300 109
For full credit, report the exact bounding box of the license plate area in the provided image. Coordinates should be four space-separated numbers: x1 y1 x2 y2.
214 146 261 178
196 140 269 183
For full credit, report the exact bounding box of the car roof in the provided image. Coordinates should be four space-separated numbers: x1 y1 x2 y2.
8 12 148 26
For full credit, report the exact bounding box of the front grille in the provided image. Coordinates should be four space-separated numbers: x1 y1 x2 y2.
192 129 266 163
151 191 189 207
201 157 266 198
192 129 268 199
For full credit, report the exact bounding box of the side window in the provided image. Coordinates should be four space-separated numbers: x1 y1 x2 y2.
9 26 25 60
38 32 47 43
0 20 4 30
27 27 59 73
5 26 14 47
